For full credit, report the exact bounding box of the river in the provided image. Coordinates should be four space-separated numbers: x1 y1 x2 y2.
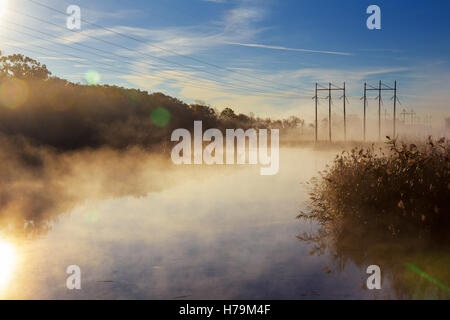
0 147 394 299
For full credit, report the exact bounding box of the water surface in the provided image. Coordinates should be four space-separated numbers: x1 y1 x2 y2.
1 147 391 299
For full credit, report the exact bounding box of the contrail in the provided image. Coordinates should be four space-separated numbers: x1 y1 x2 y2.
225 42 352 56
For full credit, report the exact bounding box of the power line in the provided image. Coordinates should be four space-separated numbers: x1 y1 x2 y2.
23 0 311 94
1 34 310 100
5 11 314 100
1 20 309 99
9 8 309 98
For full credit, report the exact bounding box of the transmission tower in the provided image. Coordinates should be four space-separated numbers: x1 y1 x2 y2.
314 82 347 142
363 80 398 140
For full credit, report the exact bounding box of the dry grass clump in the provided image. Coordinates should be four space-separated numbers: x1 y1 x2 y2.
300 136 449 242
298 137 449 299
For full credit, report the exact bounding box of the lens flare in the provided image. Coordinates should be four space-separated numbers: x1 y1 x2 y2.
85 210 100 223
0 78 29 108
85 70 101 85
151 107 171 127
407 263 450 294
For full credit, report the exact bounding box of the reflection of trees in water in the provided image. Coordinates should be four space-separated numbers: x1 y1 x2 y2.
298 212 450 299
0 136 173 238
298 140 450 300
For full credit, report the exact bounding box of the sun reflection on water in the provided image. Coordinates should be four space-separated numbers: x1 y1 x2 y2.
0 240 16 294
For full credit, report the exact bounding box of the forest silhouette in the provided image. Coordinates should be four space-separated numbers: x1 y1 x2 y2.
0 52 305 152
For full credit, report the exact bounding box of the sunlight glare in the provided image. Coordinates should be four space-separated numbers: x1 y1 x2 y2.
0 241 16 293
0 0 7 18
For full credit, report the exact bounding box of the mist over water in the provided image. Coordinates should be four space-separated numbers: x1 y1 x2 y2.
0 147 395 300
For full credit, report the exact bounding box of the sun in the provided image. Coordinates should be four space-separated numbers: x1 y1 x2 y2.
0 241 16 293
0 0 7 18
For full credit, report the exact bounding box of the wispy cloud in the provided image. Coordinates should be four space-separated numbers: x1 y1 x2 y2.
224 7 265 30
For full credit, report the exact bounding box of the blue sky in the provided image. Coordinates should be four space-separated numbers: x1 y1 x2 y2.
1 0 449 124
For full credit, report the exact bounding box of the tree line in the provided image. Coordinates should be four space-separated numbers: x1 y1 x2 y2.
0 52 306 151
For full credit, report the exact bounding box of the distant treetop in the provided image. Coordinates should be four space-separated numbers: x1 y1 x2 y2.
0 52 51 80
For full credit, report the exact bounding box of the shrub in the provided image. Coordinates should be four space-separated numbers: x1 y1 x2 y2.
298 137 450 299
299 137 449 242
